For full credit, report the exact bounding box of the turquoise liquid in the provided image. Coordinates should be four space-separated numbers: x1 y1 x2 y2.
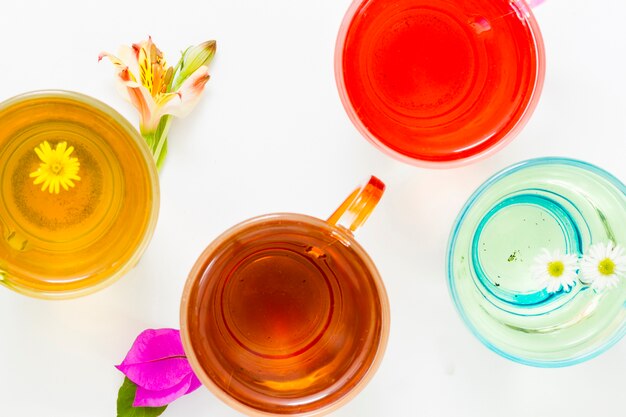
448 158 626 366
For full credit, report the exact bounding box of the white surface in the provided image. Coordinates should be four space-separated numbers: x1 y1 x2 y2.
1 1 625 416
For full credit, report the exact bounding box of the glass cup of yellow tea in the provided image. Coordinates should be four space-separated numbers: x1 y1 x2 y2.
0 91 159 299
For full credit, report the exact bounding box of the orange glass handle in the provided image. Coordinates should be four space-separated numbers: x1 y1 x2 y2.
327 176 385 233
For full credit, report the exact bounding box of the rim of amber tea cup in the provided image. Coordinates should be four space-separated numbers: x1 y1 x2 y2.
0 90 159 299
181 178 389 416
335 0 546 168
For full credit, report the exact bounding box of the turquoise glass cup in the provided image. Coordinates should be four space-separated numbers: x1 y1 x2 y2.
447 158 626 367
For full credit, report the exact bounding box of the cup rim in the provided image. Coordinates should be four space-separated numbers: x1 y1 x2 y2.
446 157 626 367
180 212 390 417
0 89 160 299
334 0 547 168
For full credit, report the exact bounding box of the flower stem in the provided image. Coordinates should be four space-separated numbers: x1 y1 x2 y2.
148 116 173 171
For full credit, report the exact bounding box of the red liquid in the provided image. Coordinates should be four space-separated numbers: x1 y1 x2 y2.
183 216 386 415
340 0 542 163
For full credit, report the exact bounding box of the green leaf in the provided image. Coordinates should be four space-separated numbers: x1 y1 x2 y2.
117 377 168 417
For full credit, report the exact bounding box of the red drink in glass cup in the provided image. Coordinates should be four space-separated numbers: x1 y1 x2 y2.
336 0 545 167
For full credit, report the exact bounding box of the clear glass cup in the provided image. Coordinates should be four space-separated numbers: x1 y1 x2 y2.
447 158 626 366
335 0 546 167
181 177 389 416
0 90 159 299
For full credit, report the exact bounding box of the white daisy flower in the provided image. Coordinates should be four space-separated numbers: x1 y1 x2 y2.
580 241 626 291
531 249 579 293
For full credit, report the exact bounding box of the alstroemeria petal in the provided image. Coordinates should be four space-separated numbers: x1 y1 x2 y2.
118 329 185 366
119 80 160 133
133 373 193 407
160 66 210 119
101 48 161 131
100 52 136 103
98 51 125 68
117 44 141 82
117 357 193 391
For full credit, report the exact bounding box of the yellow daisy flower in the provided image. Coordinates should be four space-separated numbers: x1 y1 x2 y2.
29 141 81 194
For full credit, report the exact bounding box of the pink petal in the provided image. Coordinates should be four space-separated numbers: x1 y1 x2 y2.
117 357 193 391
133 373 193 407
186 373 202 394
116 329 193 390
119 329 185 366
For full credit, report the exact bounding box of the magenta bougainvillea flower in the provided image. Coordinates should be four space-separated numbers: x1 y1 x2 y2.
116 328 201 407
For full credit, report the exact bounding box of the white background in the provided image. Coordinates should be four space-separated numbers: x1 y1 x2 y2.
1 0 625 416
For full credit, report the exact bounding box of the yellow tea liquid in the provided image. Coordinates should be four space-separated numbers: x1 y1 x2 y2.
0 92 158 297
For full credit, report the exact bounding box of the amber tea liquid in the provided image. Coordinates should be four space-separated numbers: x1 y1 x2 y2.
0 92 158 297
182 215 387 415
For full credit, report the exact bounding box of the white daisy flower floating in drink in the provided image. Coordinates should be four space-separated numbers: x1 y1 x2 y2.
580 242 626 291
531 249 579 293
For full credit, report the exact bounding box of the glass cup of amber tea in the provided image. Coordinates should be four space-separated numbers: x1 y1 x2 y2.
0 91 159 299
335 0 545 167
181 177 389 416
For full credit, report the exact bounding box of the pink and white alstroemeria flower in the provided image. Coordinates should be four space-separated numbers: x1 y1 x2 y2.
100 37 215 170
99 37 211 134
